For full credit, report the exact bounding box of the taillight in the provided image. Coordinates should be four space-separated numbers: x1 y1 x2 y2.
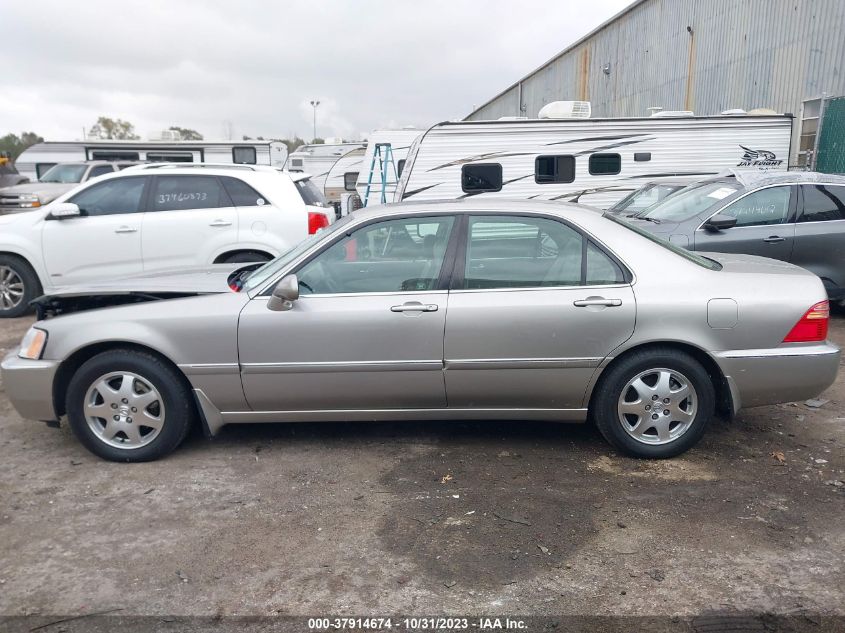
783 300 829 343
308 211 329 234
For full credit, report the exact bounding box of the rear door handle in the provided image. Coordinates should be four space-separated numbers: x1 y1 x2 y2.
114 226 137 234
763 236 785 243
391 302 438 312
573 298 622 307
210 220 233 227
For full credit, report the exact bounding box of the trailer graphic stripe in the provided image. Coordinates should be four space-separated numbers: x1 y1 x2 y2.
544 134 647 146
426 152 534 172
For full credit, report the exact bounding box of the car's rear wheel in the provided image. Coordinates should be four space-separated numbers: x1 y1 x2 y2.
219 251 272 264
66 350 194 462
0 254 40 318
592 348 715 458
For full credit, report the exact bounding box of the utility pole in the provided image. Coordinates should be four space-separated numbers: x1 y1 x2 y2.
309 100 320 141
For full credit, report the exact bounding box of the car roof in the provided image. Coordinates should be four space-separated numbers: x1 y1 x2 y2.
354 197 600 222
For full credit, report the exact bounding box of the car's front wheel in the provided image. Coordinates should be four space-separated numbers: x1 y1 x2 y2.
592 348 715 458
65 349 194 462
0 254 41 318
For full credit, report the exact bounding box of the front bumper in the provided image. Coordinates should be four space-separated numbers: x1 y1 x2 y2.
1 350 60 421
714 343 840 412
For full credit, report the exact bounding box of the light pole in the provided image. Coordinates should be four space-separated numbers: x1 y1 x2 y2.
309 100 320 141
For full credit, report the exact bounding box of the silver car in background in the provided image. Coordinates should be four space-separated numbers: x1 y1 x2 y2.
1 199 839 461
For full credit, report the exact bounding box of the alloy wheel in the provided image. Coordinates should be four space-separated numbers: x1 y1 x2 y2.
83 372 165 449
617 367 697 445
0 266 25 310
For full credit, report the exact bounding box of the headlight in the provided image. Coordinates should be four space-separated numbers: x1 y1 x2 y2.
19 327 48 360
17 194 41 208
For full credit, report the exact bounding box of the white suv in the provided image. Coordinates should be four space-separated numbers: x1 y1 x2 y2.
0 163 332 317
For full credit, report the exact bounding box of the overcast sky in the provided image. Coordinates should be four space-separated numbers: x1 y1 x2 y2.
1 0 630 142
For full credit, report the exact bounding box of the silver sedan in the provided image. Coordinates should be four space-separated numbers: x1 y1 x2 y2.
2 200 839 461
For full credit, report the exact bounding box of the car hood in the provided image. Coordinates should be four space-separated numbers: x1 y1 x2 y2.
2 182 76 199
42 264 244 298
32 264 247 317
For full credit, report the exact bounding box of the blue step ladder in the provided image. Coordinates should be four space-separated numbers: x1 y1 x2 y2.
362 143 397 207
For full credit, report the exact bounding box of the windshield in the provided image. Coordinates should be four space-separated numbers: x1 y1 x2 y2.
295 178 327 207
40 164 88 183
242 214 354 292
605 213 722 271
611 183 685 215
639 181 741 222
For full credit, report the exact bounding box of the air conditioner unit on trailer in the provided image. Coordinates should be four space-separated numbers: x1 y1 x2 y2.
537 101 592 119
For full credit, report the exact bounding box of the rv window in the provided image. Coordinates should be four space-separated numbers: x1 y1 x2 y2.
397 159 406 177
146 152 193 163
344 172 359 192
290 158 304 170
36 163 57 179
634 152 652 162
221 176 267 207
461 163 502 193
90 151 140 161
589 153 621 175
233 147 257 165
535 155 575 184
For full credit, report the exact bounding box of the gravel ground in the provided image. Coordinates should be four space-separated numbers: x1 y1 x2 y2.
0 313 842 620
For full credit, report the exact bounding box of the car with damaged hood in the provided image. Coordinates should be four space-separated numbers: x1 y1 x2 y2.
1 199 839 462
627 171 845 301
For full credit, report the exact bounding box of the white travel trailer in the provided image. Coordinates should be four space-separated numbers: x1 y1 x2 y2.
355 128 423 206
394 114 793 209
323 147 365 205
14 140 287 182
285 143 365 194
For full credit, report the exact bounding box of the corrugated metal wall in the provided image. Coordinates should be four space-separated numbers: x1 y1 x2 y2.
466 0 845 123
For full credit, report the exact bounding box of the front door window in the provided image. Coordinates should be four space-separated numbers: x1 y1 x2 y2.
297 216 455 294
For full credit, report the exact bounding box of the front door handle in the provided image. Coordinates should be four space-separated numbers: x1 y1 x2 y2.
573 298 622 307
763 236 785 243
210 220 233 227
114 226 137 234
391 302 438 313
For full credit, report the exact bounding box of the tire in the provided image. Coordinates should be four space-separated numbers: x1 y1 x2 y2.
0 254 41 318
591 348 715 458
65 349 194 462
219 251 271 264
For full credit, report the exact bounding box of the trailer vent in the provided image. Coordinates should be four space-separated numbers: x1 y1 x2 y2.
538 101 591 120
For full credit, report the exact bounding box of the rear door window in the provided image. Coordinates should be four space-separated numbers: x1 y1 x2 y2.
151 175 231 211
799 184 845 222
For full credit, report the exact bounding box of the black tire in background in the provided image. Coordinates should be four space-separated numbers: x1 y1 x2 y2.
65 349 195 462
591 347 715 459
220 251 272 264
0 254 41 318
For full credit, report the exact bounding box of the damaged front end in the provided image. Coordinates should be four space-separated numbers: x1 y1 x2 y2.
32 291 203 319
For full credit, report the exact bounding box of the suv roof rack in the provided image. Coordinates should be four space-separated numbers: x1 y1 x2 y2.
127 162 262 172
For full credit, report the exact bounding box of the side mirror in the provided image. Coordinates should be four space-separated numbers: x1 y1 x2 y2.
704 213 737 231
49 202 82 220
267 274 299 311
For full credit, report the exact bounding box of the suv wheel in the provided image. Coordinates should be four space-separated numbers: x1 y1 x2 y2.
0 255 40 318
66 350 194 462
592 348 715 458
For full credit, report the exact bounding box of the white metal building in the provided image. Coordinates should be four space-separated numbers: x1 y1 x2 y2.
465 0 845 166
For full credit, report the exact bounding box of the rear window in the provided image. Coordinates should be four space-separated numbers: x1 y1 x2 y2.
295 178 327 206
606 213 722 270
